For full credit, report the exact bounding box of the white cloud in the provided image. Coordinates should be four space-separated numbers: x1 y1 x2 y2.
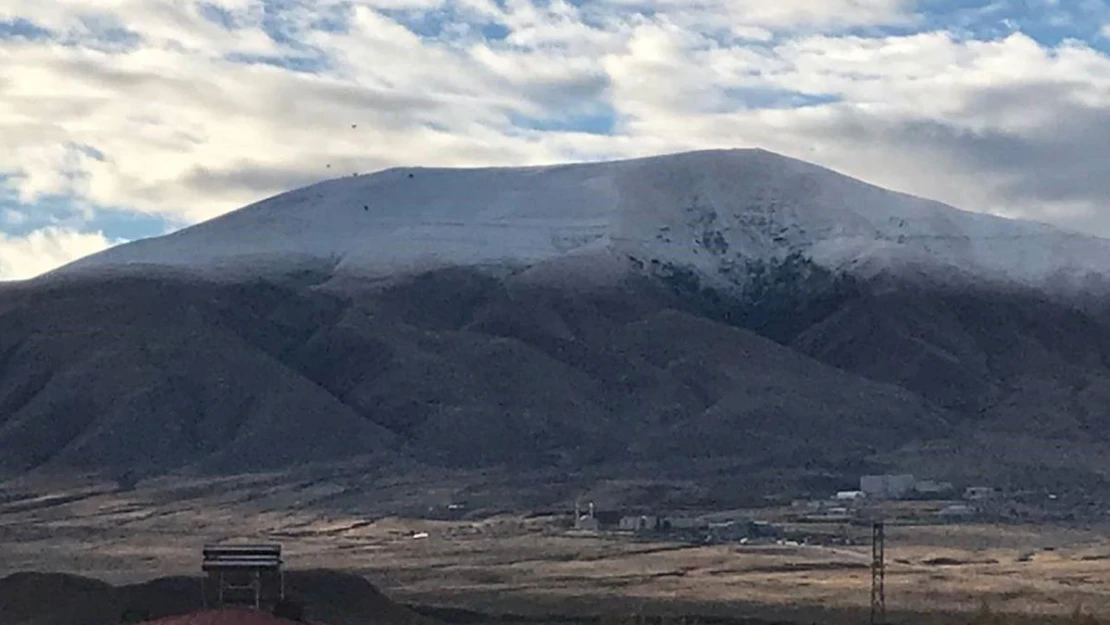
592 0 912 30
596 27 1110 231
3 0 1110 272
0 0 280 55
0 226 121 280
0 1 622 223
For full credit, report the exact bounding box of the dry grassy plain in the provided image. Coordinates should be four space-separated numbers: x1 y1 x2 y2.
3 472 1110 625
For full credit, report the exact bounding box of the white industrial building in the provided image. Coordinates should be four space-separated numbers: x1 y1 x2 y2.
860 474 916 499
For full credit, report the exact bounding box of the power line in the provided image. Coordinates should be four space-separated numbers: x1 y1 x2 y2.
870 520 886 625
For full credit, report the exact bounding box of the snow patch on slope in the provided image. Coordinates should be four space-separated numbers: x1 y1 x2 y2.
55 149 1110 294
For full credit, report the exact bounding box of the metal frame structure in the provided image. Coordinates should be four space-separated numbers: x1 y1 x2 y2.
870 521 886 625
201 544 284 610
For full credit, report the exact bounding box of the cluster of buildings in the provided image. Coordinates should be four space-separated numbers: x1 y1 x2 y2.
795 474 999 522
833 473 959 500
571 501 780 543
567 474 1006 542
844 474 995 502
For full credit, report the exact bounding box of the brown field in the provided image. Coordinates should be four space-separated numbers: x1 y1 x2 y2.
3 472 1110 625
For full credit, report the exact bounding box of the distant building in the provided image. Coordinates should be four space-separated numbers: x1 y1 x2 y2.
964 486 997 501
576 516 600 531
619 515 660 532
594 510 623 527
750 521 781 538
574 501 608 530
662 516 709 530
707 521 748 542
835 490 866 501
860 474 916 499
914 480 955 496
614 514 711 533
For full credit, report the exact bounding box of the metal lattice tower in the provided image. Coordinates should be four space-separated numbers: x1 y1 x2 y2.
870 521 886 625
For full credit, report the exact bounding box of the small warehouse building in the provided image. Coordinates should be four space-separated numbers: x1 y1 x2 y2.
860 474 916 499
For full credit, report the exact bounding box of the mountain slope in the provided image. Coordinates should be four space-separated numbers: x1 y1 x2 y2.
0 270 949 481
8 148 1110 496
56 149 1110 296
0 279 401 476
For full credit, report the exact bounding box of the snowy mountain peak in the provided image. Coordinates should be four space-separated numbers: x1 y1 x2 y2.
56 148 1110 294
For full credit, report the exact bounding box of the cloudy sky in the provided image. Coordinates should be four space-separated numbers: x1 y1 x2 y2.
2 0 1110 279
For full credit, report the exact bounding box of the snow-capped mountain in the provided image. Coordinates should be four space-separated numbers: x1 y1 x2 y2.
56 148 1110 293
15 148 1110 492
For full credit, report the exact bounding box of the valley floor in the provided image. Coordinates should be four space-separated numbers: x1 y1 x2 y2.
3 471 1110 625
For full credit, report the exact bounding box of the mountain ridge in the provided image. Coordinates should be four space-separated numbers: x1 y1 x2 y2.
51 148 1110 298
5 148 1110 501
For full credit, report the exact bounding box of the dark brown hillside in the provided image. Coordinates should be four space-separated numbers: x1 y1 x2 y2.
0 269 948 482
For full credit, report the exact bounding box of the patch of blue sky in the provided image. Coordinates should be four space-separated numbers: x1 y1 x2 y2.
909 0 1110 49
721 88 840 111
201 0 351 71
225 51 330 73
307 3 352 34
0 14 140 51
256 0 353 44
380 5 511 42
481 22 511 40
0 177 169 241
508 103 618 135
695 26 776 49
0 18 52 41
199 1 343 72
528 0 629 30
261 5 300 45
197 2 238 29
1 201 169 241
71 13 141 50
85 209 173 241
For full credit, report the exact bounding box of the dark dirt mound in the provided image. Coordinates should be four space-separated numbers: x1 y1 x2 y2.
139 608 306 625
0 572 116 624
0 569 432 625
283 570 430 625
